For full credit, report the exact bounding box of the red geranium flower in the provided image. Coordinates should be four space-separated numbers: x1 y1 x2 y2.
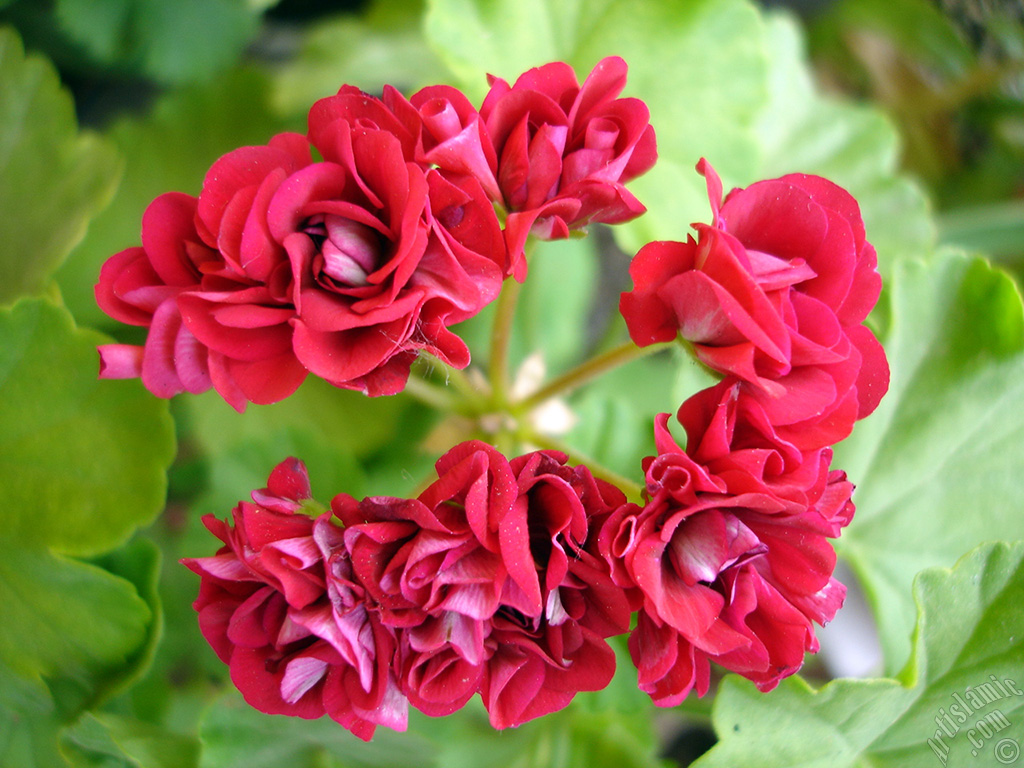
97 90 507 410
599 382 853 705
334 441 631 727
182 458 407 741
620 160 888 448
480 56 657 279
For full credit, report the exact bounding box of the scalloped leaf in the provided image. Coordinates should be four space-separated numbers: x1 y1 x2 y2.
0 298 175 556
834 251 1024 673
0 26 120 305
694 541 1024 767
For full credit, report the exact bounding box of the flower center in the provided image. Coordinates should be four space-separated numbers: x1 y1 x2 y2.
305 214 382 287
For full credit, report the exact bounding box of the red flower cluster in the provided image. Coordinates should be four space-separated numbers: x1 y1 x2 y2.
185 447 631 739
620 159 888 448
95 58 656 411
604 160 889 704
598 383 854 703
169 68 889 725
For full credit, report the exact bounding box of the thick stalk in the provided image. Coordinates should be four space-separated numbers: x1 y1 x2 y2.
403 374 459 412
487 277 523 407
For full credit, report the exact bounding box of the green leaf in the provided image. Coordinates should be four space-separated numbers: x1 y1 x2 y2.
54 0 258 84
693 541 1024 767
750 13 934 273
56 67 293 329
424 0 586 96
199 691 438 768
0 26 120 305
0 541 161 768
273 0 449 116
62 712 200 768
0 664 67 768
86 539 165 706
940 199 1024 261
0 544 152 715
834 250 1024 673
0 298 175 556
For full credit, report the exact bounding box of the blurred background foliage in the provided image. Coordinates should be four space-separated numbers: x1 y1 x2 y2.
3 0 1021 265
1 0 1022 766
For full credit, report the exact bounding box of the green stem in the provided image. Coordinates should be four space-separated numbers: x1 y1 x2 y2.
515 340 670 414
526 432 644 502
403 374 459 412
488 277 523 407
445 363 485 401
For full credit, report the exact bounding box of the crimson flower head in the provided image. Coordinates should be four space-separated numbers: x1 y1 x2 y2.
619 159 889 449
181 458 407 741
333 440 632 729
97 88 507 410
599 381 854 705
480 56 658 280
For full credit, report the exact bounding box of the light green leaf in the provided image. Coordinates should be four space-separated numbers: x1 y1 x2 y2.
835 250 1024 673
424 0 589 96
0 298 175 556
751 13 934 272
0 26 120 305
273 0 448 116
694 541 1024 767
56 67 293 329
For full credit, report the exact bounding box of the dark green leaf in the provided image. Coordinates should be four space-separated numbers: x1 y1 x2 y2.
54 0 258 84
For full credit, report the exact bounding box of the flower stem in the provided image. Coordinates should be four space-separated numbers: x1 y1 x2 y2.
488 277 523 407
515 340 670 414
403 374 459 412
